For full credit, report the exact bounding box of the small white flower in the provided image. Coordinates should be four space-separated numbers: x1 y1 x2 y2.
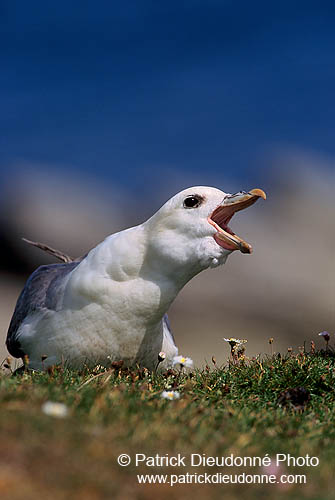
161 391 180 400
172 355 193 369
223 338 247 347
42 401 69 418
158 351 166 362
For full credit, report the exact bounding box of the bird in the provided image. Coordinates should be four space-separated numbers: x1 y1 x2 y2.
6 186 266 371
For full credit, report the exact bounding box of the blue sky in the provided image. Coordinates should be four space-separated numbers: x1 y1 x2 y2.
1 1 335 191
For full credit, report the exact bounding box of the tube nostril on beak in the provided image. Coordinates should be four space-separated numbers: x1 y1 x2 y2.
223 191 248 205
223 188 267 205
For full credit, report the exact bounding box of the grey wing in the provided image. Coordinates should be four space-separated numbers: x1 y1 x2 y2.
163 313 176 344
6 261 80 358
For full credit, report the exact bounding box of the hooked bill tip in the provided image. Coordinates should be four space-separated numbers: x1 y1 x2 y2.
239 242 253 254
248 188 266 200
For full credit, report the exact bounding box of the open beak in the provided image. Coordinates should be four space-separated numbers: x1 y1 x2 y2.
208 188 266 254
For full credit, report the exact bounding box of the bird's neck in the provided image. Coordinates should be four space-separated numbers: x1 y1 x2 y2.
68 223 204 318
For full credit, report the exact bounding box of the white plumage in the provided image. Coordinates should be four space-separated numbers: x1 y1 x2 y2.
6 186 265 370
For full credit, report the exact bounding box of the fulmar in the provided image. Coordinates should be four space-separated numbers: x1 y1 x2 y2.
6 186 266 370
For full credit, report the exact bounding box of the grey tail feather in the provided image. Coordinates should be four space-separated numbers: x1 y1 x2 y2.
22 238 75 263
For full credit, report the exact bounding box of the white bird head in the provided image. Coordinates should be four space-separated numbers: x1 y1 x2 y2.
145 186 266 276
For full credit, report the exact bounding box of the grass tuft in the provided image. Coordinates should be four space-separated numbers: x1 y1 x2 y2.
0 349 335 499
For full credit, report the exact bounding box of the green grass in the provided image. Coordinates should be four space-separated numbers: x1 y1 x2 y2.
1 349 335 499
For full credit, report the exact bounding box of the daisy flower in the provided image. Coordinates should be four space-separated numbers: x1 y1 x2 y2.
42 401 69 418
223 338 247 348
172 355 193 369
161 391 180 400
158 351 166 362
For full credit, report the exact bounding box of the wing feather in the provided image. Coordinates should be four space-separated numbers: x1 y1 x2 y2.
6 262 79 357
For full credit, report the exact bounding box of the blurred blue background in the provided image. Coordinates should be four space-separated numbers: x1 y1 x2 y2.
1 1 334 365
1 1 335 190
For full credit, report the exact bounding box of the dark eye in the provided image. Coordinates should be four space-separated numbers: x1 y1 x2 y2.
183 195 203 209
